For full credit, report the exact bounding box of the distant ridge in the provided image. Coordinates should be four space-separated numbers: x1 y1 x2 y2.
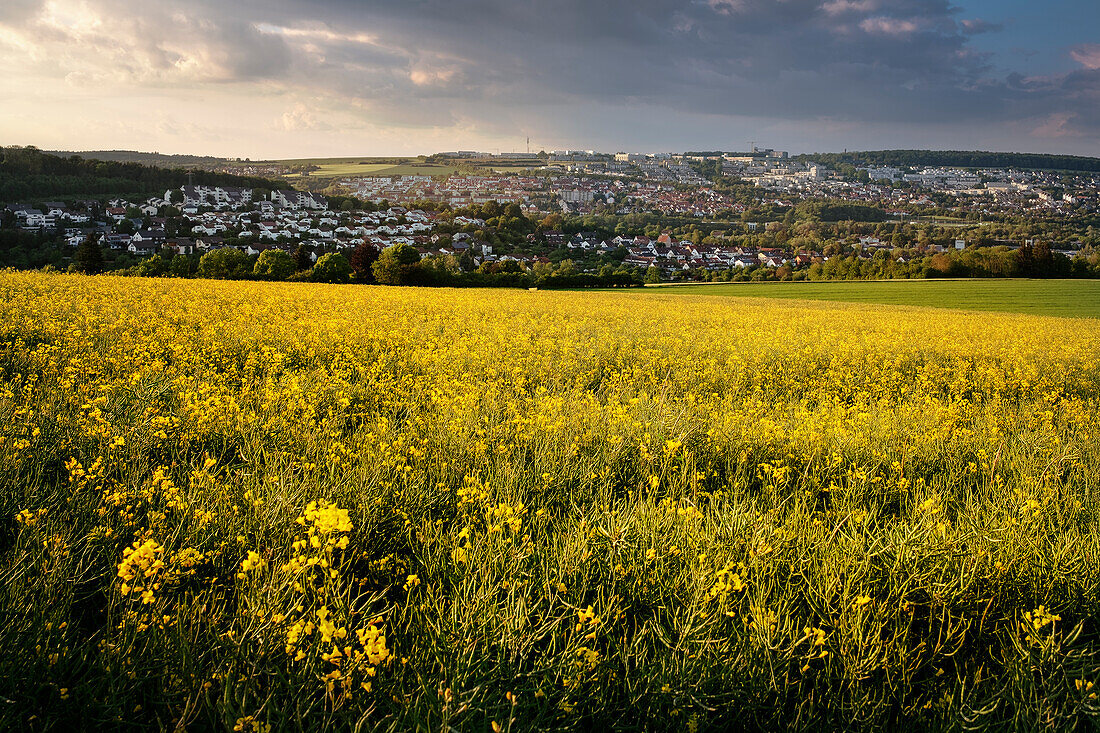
46 149 233 168
33 147 1100 174
793 149 1100 173
1 147 282 202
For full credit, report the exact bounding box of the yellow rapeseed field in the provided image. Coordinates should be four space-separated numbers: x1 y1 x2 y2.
2 271 1099 730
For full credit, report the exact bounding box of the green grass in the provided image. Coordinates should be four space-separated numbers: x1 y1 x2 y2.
304 163 400 176
367 164 461 177
267 157 462 179
308 163 460 178
655 279 1100 318
269 156 414 167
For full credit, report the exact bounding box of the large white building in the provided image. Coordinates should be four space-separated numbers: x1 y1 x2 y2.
168 185 253 209
270 190 329 210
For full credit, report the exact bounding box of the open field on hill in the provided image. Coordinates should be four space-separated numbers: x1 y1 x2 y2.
657 279 1100 319
269 156 412 167
269 157 463 179
302 163 399 176
2 273 1100 730
362 163 462 177
306 163 460 178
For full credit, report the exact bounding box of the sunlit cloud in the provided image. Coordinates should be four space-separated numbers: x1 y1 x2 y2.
0 0 1095 157
1070 44 1100 70
859 16 921 35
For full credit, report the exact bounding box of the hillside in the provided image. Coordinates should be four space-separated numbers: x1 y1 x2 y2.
0 147 286 202
46 150 233 168
793 149 1100 173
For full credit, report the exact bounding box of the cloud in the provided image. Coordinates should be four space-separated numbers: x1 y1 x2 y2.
959 18 1003 35
275 104 333 133
0 0 293 85
0 0 40 23
821 0 879 15
0 0 1095 156
859 16 921 35
1032 112 1077 139
1070 44 1100 70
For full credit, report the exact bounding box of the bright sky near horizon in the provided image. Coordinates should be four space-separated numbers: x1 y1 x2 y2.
0 0 1097 159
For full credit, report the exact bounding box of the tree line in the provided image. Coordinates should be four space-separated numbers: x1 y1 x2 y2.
91 242 643 290
794 150 1100 173
0 147 285 202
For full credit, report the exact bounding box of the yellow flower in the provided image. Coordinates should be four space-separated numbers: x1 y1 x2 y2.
237 550 266 579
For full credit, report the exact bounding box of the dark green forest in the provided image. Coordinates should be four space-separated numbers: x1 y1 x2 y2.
0 147 283 202
45 150 233 168
794 150 1100 173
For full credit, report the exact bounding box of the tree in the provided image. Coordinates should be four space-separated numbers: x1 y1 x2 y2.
133 254 170 277
416 254 461 285
644 265 661 284
1032 240 1053 276
294 244 312 271
198 247 250 279
349 243 380 282
372 243 421 285
311 252 352 283
539 213 564 231
253 249 295 280
458 249 475 272
73 237 104 274
532 261 554 281
169 254 194 277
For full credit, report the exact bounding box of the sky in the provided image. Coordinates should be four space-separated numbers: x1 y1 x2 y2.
0 0 1098 159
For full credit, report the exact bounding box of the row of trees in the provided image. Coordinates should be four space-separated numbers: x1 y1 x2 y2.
0 146 284 202
802 246 1094 280
94 241 643 289
63 236 1100 286
793 150 1100 173
670 245 1099 284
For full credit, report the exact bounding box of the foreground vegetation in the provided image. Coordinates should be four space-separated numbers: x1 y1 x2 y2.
2 273 1100 731
658 279 1100 319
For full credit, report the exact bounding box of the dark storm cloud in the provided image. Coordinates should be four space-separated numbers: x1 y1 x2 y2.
248 0 1095 136
2 0 1098 145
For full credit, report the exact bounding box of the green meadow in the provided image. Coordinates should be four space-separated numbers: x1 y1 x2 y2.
656 279 1100 318
269 158 463 178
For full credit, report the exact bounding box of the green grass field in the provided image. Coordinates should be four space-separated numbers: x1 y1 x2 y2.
304 162 400 176
367 163 461 177
268 157 462 179
270 157 411 167
655 279 1100 318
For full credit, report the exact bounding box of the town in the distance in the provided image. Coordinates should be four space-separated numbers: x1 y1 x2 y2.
2 145 1098 285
